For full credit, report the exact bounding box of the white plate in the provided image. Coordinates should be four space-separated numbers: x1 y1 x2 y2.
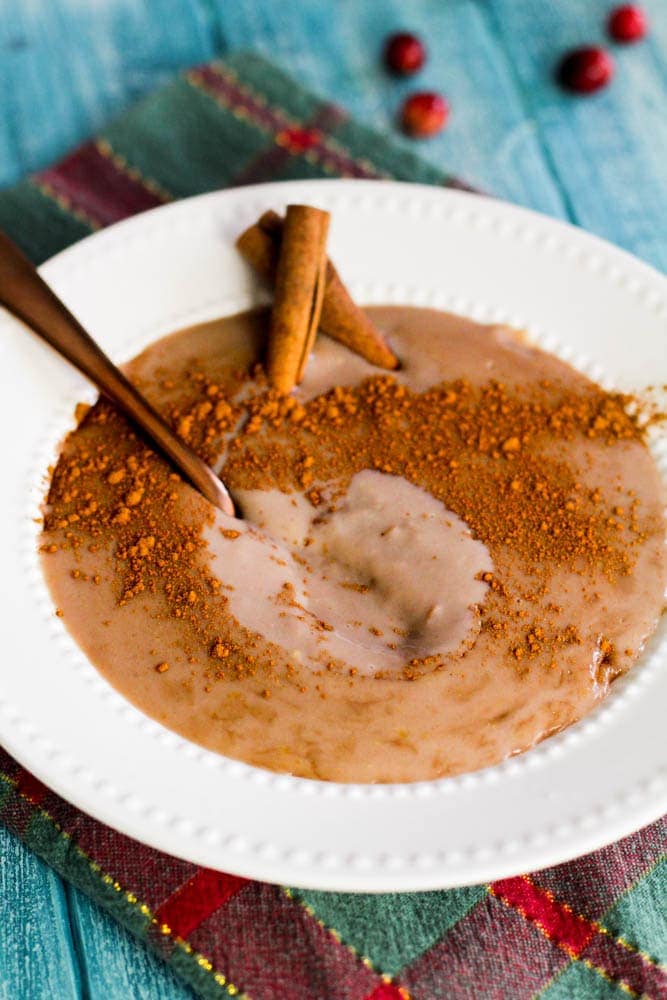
1 180 665 892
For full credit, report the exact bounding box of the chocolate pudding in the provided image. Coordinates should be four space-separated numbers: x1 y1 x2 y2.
40 307 666 782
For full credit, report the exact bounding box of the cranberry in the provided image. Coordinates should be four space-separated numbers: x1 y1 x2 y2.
384 32 426 75
557 46 614 94
401 92 449 138
608 5 647 43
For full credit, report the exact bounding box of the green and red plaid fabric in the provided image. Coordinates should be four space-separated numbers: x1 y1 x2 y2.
0 52 665 1000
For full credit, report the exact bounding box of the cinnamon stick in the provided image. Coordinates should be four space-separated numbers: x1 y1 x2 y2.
236 210 399 370
266 204 329 394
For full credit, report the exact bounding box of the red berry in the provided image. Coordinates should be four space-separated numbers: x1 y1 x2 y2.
557 46 614 94
384 32 426 75
401 92 449 137
608 5 647 43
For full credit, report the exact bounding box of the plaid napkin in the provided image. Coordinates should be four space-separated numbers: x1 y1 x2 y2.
1 52 665 1000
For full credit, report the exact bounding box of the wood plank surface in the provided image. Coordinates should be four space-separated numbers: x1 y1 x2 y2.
489 0 667 268
66 886 194 999
0 828 80 999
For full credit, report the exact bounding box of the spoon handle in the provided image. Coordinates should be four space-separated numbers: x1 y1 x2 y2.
0 230 235 516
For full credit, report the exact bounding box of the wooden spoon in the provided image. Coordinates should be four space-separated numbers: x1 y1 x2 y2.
0 230 236 516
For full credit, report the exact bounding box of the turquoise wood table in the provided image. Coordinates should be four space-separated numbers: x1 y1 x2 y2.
1 1 666 996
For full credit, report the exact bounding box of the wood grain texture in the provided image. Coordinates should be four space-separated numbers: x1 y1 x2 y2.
1 0 665 997
66 885 195 999
0 827 80 999
0 0 215 185
488 0 667 270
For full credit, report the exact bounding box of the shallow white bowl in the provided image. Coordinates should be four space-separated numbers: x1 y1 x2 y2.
1 179 665 891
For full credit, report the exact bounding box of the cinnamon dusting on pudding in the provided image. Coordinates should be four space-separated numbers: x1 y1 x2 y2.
40 306 666 783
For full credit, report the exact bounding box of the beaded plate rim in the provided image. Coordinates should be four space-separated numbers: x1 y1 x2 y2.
0 179 665 891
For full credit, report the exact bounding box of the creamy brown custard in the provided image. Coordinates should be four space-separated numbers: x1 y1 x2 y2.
41 307 666 782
